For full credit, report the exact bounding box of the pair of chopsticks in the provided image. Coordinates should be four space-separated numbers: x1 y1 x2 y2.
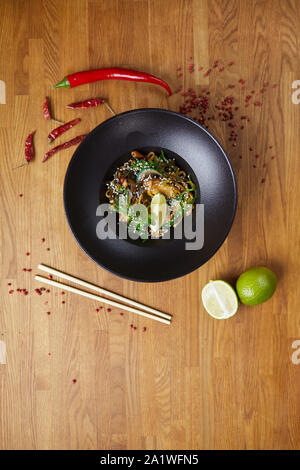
35 264 172 325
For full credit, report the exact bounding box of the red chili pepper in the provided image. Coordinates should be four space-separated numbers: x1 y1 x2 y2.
43 97 64 125
48 118 80 144
54 67 172 96
66 98 105 109
42 134 86 162
43 97 51 120
25 130 35 162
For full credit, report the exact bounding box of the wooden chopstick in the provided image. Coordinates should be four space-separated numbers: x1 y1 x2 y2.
35 275 171 325
38 264 171 321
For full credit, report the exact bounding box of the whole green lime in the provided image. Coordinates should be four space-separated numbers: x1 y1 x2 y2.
236 266 277 306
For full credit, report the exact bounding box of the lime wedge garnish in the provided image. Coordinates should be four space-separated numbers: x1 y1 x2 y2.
150 193 167 232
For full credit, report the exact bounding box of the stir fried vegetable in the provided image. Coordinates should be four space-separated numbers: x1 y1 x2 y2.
105 149 196 239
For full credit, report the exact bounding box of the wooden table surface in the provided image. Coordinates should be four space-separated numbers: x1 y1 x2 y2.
0 0 300 450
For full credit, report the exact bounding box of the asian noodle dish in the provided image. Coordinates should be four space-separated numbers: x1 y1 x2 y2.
105 150 196 239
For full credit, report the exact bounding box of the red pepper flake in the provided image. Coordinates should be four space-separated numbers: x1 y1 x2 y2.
198 66 203 71
263 82 269 87
174 85 183 94
61 291 65 295
18 193 23 198
142 327 147 332
9 290 14 294
263 163 268 168
261 178 266 183
219 67 224 72
271 156 275 160
254 101 262 106
22 268 27 272
95 308 100 312
48 353 51 356
44 301 48 305
228 61 234 66
249 146 254 151
72 379 77 384
204 69 212 76
255 154 260 158
107 308 111 312
176 67 182 71
35 288 42 295
177 73 183 78
62 301 65 304
7 283 11 286
23 291 28 296
26 252 30 256
41 238 45 243
251 90 255 94
228 84 235 89
46 289 50 293
120 312 124 316
48 275 53 280
46 311 51 315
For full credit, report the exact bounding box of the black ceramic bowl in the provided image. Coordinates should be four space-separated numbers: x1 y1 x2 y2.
63 108 237 282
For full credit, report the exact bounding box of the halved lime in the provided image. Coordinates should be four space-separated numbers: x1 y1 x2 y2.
201 280 239 319
150 193 167 232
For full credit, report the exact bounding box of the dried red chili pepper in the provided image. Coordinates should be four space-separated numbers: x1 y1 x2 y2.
66 98 105 109
25 130 35 162
43 97 51 120
54 67 172 96
48 118 80 144
42 134 86 162
43 96 64 125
